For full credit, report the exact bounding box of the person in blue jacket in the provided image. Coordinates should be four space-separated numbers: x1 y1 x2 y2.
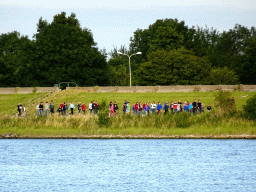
189 102 193 113
164 101 170 115
183 102 188 112
144 103 150 116
156 101 162 115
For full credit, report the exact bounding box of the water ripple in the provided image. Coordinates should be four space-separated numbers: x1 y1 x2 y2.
0 139 255 191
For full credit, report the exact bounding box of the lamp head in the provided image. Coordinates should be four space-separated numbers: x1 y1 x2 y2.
136 52 142 54
117 52 123 55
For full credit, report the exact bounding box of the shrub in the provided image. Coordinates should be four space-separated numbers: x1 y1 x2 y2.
193 86 200 92
32 87 37 93
94 86 99 92
15 87 20 93
97 99 110 127
215 90 236 115
243 94 256 120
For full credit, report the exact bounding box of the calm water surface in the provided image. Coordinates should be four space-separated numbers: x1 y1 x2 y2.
0 139 255 192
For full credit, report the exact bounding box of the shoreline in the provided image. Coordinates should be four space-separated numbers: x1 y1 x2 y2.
1 134 256 139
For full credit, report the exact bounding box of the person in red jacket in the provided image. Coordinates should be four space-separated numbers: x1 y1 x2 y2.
82 102 86 114
173 101 178 113
142 102 147 116
134 102 139 115
59 102 64 116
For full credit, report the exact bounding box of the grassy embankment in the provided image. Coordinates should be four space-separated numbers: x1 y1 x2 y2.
0 90 255 137
0 92 48 117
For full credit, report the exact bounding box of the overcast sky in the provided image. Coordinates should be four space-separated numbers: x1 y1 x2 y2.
1 0 255 56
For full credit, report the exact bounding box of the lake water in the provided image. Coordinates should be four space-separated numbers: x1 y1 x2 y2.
0 139 255 192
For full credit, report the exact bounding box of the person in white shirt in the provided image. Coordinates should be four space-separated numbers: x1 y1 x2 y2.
177 104 180 113
45 102 49 116
23 105 26 117
151 101 156 115
68 102 75 115
89 101 92 114
36 103 40 115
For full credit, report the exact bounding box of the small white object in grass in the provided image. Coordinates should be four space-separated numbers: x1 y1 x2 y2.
242 95 248 98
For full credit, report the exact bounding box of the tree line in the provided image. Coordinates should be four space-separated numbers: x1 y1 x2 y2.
1 12 255 87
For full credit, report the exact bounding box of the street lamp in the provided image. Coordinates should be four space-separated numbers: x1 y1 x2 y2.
117 51 142 87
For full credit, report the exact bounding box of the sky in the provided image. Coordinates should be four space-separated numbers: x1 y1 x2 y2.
1 0 255 58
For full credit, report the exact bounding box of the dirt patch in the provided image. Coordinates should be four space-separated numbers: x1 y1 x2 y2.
1 134 255 139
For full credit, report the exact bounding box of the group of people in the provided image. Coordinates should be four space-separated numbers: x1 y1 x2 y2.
109 99 212 116
34 100 100 116
17 99 212 117
17 103 26 117
36 101 55 116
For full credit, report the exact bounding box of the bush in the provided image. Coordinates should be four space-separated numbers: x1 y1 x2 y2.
32 87 37 93
243 94 256 120
174 113 193 128
215 90 236 115
97 99 110 127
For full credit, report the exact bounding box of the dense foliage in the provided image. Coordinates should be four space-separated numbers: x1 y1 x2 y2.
127 19 256 85
107 58 129 86
0 12 108 87
215 90 236 115
0 31 31 86
97 99 110 127
1 15 255 87
243 94 256 120
206 67 240 85
137 48 212 85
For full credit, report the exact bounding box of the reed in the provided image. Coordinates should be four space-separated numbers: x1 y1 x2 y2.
1 111 255 137
1 90 255 137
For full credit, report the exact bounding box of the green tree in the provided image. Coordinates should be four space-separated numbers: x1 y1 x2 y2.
108 45 129 59
108 57 126 67
240 38 256 84
149 26 183 52
0 31 31 87
107 59 129 86
190 26 219 58
137 48 211 85
0 53 16 87
204 25 256 84
205 66 240 85
25 12 108 87
129 18 195 64
129 20 256 86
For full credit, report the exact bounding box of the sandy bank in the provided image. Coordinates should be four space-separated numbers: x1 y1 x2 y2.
1 133 256 139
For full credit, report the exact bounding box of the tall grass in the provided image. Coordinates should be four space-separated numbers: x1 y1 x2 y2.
1 90 255 137
1 111 255 137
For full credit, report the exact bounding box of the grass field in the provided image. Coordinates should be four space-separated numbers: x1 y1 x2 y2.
15 90 256 115
0 90 255 137
0 92 48 117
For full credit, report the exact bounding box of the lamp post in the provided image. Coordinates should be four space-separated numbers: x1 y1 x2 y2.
117 51 142 87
